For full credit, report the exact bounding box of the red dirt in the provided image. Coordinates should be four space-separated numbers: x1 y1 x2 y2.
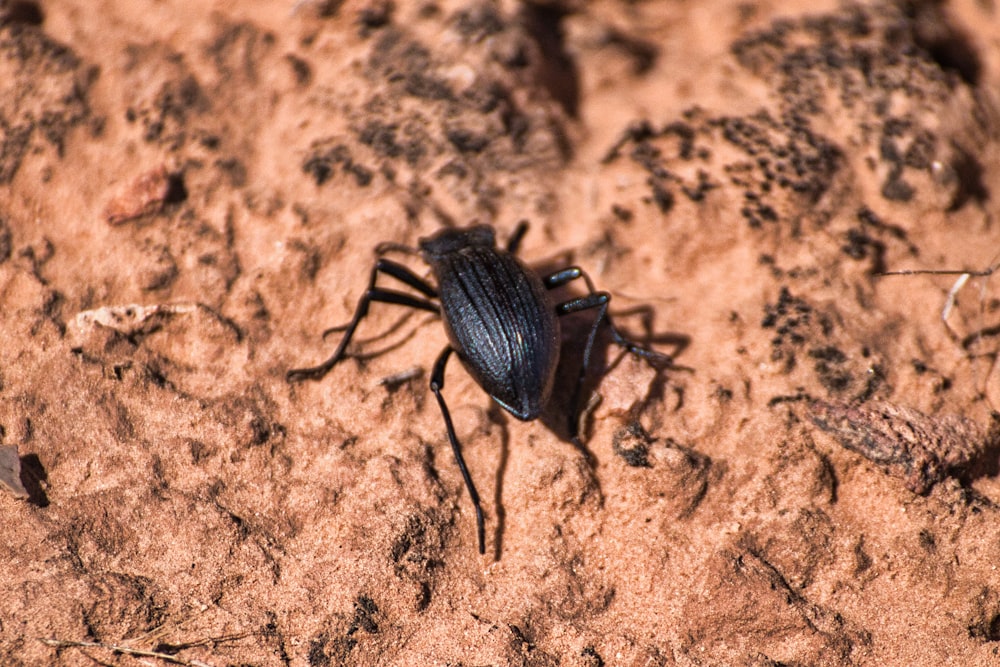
2 1 1000 665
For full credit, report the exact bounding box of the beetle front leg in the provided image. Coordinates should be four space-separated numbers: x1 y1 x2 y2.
556 292 612 446
430 346 486 555
546 267 673 365
287 259 440 383
551 268 673 444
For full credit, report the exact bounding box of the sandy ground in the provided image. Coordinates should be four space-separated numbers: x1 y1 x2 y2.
3 0 1000 665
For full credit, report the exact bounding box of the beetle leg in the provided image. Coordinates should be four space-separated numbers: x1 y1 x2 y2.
287 260 440 382
553 269 674 444
556 292 612 445
316 259 437 338
430 346 486 555
546 266 672 364
506 219 530 255
374 258 439 298
543 266 596 292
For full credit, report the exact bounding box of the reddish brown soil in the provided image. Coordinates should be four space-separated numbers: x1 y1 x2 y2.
3 1 1000 665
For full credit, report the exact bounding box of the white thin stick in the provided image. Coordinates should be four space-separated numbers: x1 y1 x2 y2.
881 251 1000 331
881 250 1000 408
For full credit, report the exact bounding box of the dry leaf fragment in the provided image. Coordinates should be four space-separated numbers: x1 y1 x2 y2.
66 302 199 347
809 400 987 493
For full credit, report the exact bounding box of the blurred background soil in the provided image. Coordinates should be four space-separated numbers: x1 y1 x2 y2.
2 0 1000 665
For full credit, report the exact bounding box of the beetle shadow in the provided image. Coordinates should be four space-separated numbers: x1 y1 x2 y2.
485 403 510 561
526 254 690 448
539 311 689 452
958 414 1000 485
326 312 440 362
482 310 690 560
19 453 50 507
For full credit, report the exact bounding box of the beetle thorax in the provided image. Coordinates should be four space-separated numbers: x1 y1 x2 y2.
418 225 496 261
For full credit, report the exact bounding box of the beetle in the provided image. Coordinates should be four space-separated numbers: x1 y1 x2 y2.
287 222 671 554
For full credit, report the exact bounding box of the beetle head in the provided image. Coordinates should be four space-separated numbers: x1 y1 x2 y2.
419 225 497 259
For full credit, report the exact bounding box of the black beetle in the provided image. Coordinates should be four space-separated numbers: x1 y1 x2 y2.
288 222 671 554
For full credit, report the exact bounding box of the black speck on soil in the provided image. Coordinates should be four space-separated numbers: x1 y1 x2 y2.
581 644 606 667
350 596 379 635
881 169 915 202
728 2 989 217
606 107 840 229
0 2 44 26
840 227 887 273
763 289 870 396
303 141 373 187
369 31 455 101
446 127 491 154
285 53 312 86
0 23 91 175
613 421 655 468
0 124 33 184
0 217 12 263
358 0 393 33
968 611 1000 643
452 4 505 41
358 119 426 165
307 633 333 667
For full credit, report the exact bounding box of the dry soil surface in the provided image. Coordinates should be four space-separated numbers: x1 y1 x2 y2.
3 1 1000 665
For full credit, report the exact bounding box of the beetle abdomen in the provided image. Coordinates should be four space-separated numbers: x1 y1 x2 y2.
432 246 560 420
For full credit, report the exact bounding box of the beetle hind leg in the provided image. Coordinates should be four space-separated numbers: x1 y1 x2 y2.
430 346 487 555
287 259 440 382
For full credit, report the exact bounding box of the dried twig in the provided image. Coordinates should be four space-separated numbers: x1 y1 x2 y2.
39 637 222 667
